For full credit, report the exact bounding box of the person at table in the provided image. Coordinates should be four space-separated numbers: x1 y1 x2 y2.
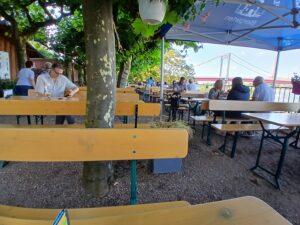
187 78 197 91
227 77 250 118
252 76 275 102
146 77 155 87
15 60 35 96
35 63 79 124
174 77 187 93
208 79 225 100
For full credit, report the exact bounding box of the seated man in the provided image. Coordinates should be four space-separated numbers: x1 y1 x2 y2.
252 76 275 102
35 63 79 124
226 77 250 118
187 78 197 91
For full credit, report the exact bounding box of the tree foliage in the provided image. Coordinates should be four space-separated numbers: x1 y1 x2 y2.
130 46 195 84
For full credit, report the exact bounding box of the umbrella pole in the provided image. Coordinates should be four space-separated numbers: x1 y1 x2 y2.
160 37 165 120
272 50 281 89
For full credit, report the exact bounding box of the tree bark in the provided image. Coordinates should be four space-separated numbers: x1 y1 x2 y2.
117 55 132 88
14 34 27 70
82 0 116 197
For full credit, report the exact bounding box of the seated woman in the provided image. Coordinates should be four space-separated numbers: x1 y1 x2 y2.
226 77 250 118
208 79 224 99
174 77 187 93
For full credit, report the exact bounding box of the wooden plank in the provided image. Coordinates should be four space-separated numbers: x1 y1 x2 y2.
211 123 289 132
138 103 160 116
117 88 136 93
0 124 151 129
0 128 188 161
0 201 190 220
116 93 139 101
0 197 291 225
209 100 300 112
0 98 159 116
0 98 85 115
181 92 205 98
79 86 87 91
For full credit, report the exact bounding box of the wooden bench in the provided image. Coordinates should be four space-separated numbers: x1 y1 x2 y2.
0 196 291 224
209 100 299 157
0 128 188 206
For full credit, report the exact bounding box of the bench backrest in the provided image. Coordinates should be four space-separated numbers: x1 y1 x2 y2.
181 92 205 98
29 89 139 101
209 100 300 112
0 128 188 162
117 88 136 93
0 98 160 116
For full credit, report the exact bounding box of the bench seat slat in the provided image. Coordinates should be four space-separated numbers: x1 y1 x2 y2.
0 201 190 220
0 128 188 161
0 196 291 225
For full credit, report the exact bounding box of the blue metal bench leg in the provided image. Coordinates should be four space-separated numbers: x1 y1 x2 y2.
130 160 137 205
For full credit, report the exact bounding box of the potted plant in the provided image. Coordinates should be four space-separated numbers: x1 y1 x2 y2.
291 73 300 94
150 120 193 174
0 79 16 98
138 0 167 25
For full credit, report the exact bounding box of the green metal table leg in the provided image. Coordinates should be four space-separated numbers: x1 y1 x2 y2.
274 137 289 190
251 130 265 171
16 116 20 125
130 160 137 205
289 128 300 149
218 132 228 153
230 132 240 158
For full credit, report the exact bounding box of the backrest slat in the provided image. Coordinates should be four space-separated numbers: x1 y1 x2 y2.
0 128 188 162
0 99 160 116
209 100 300 112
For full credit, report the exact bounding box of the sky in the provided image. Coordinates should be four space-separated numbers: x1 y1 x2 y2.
178 43 300 81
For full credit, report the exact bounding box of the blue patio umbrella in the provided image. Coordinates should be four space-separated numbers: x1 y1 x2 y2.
157 0 300 117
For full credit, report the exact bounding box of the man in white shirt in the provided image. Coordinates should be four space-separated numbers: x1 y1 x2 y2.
187 78 197 91
252 76 275 102
35 63 79 124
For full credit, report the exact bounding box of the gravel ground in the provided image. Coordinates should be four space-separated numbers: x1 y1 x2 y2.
0 115 299 224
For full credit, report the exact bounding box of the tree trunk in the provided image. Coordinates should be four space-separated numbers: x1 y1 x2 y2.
117 56 132 88
14 34 27 70
82 0 116 197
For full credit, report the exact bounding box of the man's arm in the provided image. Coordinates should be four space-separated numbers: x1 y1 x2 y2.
65 78 79 97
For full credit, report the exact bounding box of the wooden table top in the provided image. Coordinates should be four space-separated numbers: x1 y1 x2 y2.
243 113 300 127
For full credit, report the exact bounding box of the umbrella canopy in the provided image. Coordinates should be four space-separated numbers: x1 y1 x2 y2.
164 0 300 51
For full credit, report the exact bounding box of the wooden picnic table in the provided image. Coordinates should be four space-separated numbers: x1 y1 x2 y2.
243 112 300 189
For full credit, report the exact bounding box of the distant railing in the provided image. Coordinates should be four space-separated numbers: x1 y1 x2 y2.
198 84 300 103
